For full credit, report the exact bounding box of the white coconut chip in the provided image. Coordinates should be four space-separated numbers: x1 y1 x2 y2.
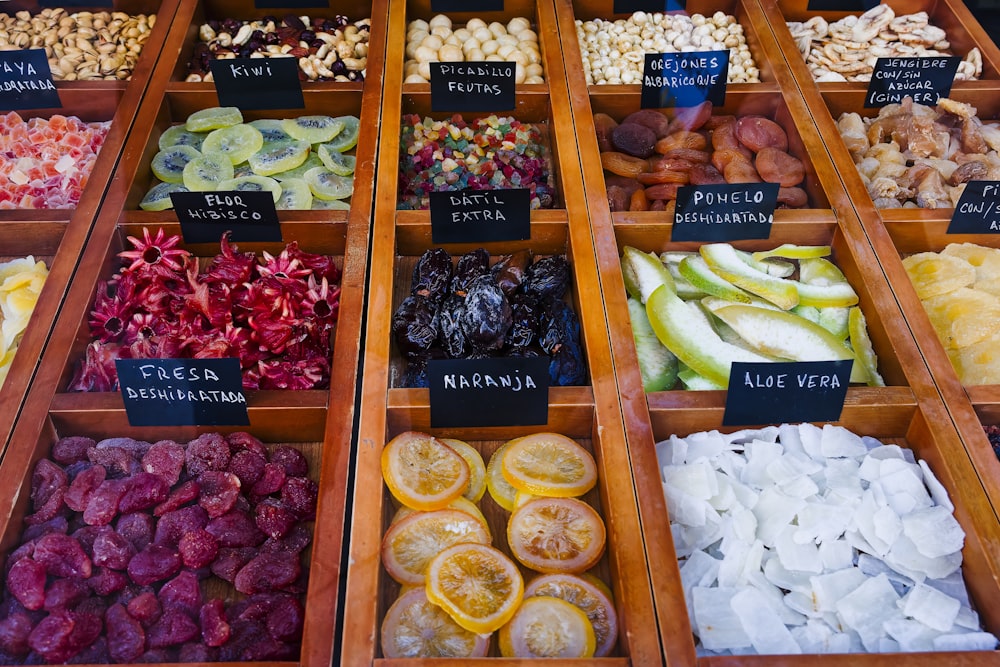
902 583 961 632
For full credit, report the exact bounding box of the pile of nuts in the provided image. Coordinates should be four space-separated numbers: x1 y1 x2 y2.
788 6 982 82
0 8 155 81
575 11 760 85
186 14 370 82
404 14 544 84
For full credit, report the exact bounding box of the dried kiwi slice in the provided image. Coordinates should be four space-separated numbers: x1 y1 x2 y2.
311 197 350 210
304 166 354 201
276 178 314 210
271 153 323 182
321 115 360 152
202 124 264 165
151 145 201 184
249 118 294 145
317 144 356 176
158 124 206 151
183 151 235 191
282 115 344 144
233 162 254 178
249 140 312 177
186 106 243 132
140 181 189 211
217 175 282 202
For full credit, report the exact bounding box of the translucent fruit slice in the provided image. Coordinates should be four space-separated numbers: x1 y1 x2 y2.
380 509 490 585
486 441 518 512
304 166 354 200
438 438 486 502
711 304 855 364
678 255 753 303
158 124 205 151
249 140 312 177
500 433 597 498
381 588 490 658
216 175 282 202
381 431 470 511
848 306 885 387
700 243 799 309
249 118 294 145
318 144 356 176
621 246 674 303
902 252 975 299
271 153 323 181
953 330 1000 385
498 596 596 658
311 198 350 211
425 543 523 635
185 106 243 132
628 296 678 392
799 256 848 285
390 496 489 536
201 124 264 165
923 287 1000 349
151 145 201 184
276 178 313 210
182 151 234 191
752 244 831 261
507 496 606 573
282 115 345 143
320 115 360 152
139 181 189 211
524 573 618 657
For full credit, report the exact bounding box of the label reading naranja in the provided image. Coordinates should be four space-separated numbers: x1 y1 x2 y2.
641 50 728 109
429 189 530 243
431 61 515 112
614 0 686 12
722 360 852 426
116 358 250 427
671 182 778 242
171 191 282 243
0 49 60 111
428 357 549 428
948 180 1000 234
432 0 503 9
864 56 960 107
209 57 304 111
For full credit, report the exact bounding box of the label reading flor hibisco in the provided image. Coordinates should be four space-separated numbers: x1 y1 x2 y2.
172 191 282 243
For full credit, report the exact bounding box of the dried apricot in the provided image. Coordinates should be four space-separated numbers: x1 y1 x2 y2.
593 113 618 152
637 169 689 185
777 186 809 207
712 149 752 173
689 163 727 185
755 147 805 187
607 185 629 212
735 116 788 152
669 100 713 132
648 155 694 172
645 183 681 201
724 160 763 183
629 189 650 211
600 151 649 178
654 130 707 154
622 109 671 138
661 148 710 164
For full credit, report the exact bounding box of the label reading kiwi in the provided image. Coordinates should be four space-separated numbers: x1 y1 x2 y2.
116 358 249 427
429 189 530 243
0 49 61 111
672 183 778 241
864 56 960 107
723 360 851 426
614 0 686 11
431 61 515 112
641 50 728 109
209 58 304 111
948 181 1000 234
428 357 549 428
171 191 282 243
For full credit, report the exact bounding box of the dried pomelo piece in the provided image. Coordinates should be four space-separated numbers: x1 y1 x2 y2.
438 438 486 502
500 433 597 498
380 509 490 585
486 441 518 512
498 596 596 658
390 496 490 537
902 252 975 299
381 587 489 658
524 573 618 657
381 432 469 511
507 497 606 573
426 543 523 634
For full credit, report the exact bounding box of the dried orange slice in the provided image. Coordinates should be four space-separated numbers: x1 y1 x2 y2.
486 441 518 512
426 543 523 634
381 587 490 658
390 497 490 538
381 509 490 585
500 433 597 498
381 431 470 511
439 438 486 502
525 573 618 657
507 497 606 573
498 596 596 658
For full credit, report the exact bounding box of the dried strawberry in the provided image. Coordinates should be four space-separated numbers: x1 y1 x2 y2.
147 608 198 648
52 437 95 465
33 533 92 579
153 479 200 516
115 512 155 552
197 471 241 518
270 446 308 477
178 529 218 570
199 599 230 647
95 437 151 456
91 527 135 570
31 459 68 508
210 547 256 584
226 431 268 458
7 558 46 610
251 462 287 498
24 487 67 526
260 523 313 556
0 612 33 656
227 450 266 487
242 635 297 660
105 603 145 662
254 499 297 540
68 635 110 663
117 472 169 514
67 606 103 654
159 571 202 617
185 432 231 476
141 440 185 486
27 611 77 663
234 552 301 594
88 446 139 477
127 544 181 586
179 642 218 662
83 479 126 526
154 505 209 547
281 477 318 519
22 514 68 540
64 465 106 512
206 509 265 548
88 567 128 596
266 595 304 642
43 578 89 612
125 591 161 628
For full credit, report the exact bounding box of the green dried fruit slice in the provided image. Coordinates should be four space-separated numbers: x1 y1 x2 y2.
151 145 201 184
318 144 356 176
320 115 360 152
249 118 294 145
202 124 264 165
276 178 313 210
139 181 189 211
217 175 282 202
249 140 312 177
183 151 235 191
271 153 323 182
282 115 345 144
304 166 353 200
158 124 205 151
185 106 243 132
311 197 350 210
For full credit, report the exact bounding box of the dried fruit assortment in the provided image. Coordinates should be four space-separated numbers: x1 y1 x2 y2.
0 431 317 663
984 425 1000 460
379 431 616 658
69 228 340 392
838 97 1000 210
902 243 1000 385
398 114 554 210
141 107 359 212
0 257 48 390
0 112 110 210
392 248 585 387
186 14 369 82
661 423 999 655
597 102 810 212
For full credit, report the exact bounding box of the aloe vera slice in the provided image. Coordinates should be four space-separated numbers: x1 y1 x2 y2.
679 255 753 303
752 244 831 262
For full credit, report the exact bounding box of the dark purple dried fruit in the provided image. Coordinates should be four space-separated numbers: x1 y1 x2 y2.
125 591 161 628
411 248 453 302
88 567 128 596
451 249 490 295
83 479 126 526
31 459 68 508
141 440 185 486
210 547 256 583
200 599 230 647
392 295 439 359
64 465 106 513
622 109 672 139
198 471 242 518
280 477 318 519
42 579 88 612
27 611 77 663
254 499 298 540
106 603 145 663
234 552 301 594
7 558 46 610
127 544 182 586
226 431 268 458
266 596 304 642
115 512 155 552
491 250 532 296
92 527 135 570
147 608 198 648
33 533 91 579
250 462 287 498
206 510 266 548
506 293 541 350
154 505 209 547
118 472 169 514
52 437 95 465
158 571 202 617
612 123 657 158
437 293 467 358
24 487 66 526
227 451 266 488
153 480 200 517
523 255 570 301
178 529 218 569
461 275 512 352
260 523 312 555
185 433 231 476
0 612 33 656
179 642 218 662
269 446 308 477
88 446 139 478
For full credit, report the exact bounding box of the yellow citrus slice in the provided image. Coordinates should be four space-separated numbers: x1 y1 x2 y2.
439 438 486 502
500 433 597 498
486 441 518 512
902 252 975 300
381 509 490 585
381 431 470 511
425 543 523 634
513 490 539 509
508 497 606 573
381 587 490 658
525 573 618 657
390 497 490 538
498 596 596 658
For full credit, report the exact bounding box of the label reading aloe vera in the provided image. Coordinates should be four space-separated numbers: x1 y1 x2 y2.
672 183 778 241
0 49 60 111
209 58 304 111
171 191 282 243
723 360 852 426
947 181 1000 234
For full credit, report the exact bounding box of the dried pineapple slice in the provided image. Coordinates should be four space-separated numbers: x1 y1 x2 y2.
941 243 1000 282
952 331 1000 385
902 252 975 299
923 288 1000 349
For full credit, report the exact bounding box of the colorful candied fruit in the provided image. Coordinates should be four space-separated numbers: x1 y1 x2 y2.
0 256 48 389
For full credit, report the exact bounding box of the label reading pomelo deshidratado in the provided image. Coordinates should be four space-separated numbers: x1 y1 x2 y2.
428 357 549 428
672 183 778 241
209 57 304 111
641 50 728 109
723 359 852 426
116 358 249 427
430 189 530 243
947 180 1000 234
172 190 282 243
0 49 60 111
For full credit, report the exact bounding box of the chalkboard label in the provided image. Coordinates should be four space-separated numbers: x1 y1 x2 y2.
428 357 549 428
807 0 877 10
0 49 60 111
641 50 728 109
116 358 250 427
431 61 515 112
948 180 1000 234
209 58 304 111
723 360 852 426
433 0 503 9
615 0 686 11
671 183 778 241
40 0 114 6
864 56 960 107
254 0 328 8
171 191 282 244
430 189 530 243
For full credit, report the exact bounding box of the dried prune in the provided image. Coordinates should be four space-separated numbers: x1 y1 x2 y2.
437 293 468 358
210 548 256 583
31 459 68 508
158 571 202 617
115 512 155 552
127 544 181 586
92 527 135 570
524 256 570 301
461 276 512 352
266 596 304 642
410 248 452 303
52 437 95 465
270 446 308 477
227 451 266 488
541 301 587 386
154 506 209 546
64 465 106 513
185 433 231 476
611 123 656 158
7 558 46 610
0 612 32 655
392 295 439 358
593 112 619 152
88 567 128 596
234 552 301 594
83 480 126 526
200 599 231 647
147 608 198 648
451 248 490 295
198 471 242 519
491 250 532 296
153 480 200 517
118 472 169 514
735 116 788 152
206 510 266 548
622 109 671 139
281 477 318 519
178 529 219 570
106 603 145 663
755 147 805 187
141 441 185 486
33 533 91 579
251 462 287 497
507 294 541 350
402 360 429 388
125 591 161 627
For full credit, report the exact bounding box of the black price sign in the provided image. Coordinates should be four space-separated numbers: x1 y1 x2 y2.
0 49 60 111
40 0 114 6
723 360 852 426
254 0 328 8
671 183 778 241
431 61 515 112
430 189 530 243
864 56 960 108
615 0 686 11
433 0 503 9
116 358 250 427
209 58 304 111
641 50 728 109
428 357 549 428
171 191 282 244
948 181 1000 234
807 0 878 10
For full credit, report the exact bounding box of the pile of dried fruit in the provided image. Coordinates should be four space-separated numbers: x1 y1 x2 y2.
379 431 615 658
598 101 810 212
0 256 48 390
392 248 585 387
984 425 1000 460
141 107 359 212
0 112 110 209
398 114 554 210
902 243 1000 385
69 228 340 392
0 431 317 663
